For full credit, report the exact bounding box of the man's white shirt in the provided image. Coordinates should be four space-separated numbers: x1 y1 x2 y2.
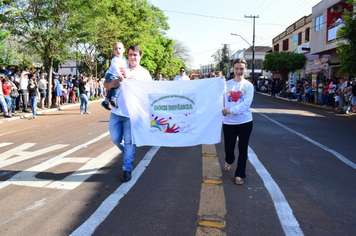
173 74 190 81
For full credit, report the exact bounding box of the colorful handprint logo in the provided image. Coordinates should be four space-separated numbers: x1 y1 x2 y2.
165 123 179 133
150 116 168 131
150 116 180 133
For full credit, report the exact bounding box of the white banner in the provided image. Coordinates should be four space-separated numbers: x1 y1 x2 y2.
122 78 225 147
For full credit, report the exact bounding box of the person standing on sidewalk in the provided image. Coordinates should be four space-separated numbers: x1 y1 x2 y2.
337 77 348 110
350 80 356 113
27 78 39 119
222 58 254 185
317 79 324 105
0 74 12 118
38 73 48 109
19 67 30 112
104 45 152 183
2 75 15 117
78 76 90 115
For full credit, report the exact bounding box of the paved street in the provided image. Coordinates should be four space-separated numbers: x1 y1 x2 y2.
0 94 355 236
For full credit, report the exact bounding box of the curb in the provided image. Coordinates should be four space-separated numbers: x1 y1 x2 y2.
0 99 104 124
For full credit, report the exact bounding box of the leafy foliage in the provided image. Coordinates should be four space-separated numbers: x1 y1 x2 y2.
0 29 13 66
263 51 307 96
211 44 231 75
0 0 88 107
337 0 356 76
0 0 187 81
263 51 307 80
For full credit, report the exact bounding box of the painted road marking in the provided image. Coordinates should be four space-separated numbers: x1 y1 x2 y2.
249 147 304 236
70 146 160 236
0 143 69 168
196 145 226 235
0 142 13 148
252 109 356 170
9 147 118 190
0 132 110 190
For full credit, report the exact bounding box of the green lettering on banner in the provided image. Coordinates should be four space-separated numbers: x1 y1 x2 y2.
150 94 195 106
154 105 168 111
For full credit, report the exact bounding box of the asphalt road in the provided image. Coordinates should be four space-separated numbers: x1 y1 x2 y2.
0 94 355 236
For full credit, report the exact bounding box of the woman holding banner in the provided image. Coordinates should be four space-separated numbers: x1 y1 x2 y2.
222 58 254 185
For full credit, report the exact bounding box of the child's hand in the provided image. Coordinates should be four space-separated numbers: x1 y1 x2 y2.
119 68 126 78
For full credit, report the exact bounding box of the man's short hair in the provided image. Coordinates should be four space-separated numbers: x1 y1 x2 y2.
232 58 248 68
128 45 142 55
180 67 185 71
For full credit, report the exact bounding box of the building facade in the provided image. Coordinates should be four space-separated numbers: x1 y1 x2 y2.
200 63 215 78
272 14 318 83
228 46 272 79
311 0 353 79
58 59 78 76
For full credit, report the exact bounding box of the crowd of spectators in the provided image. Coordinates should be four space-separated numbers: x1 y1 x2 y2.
254 76 356 114
1 65 107 118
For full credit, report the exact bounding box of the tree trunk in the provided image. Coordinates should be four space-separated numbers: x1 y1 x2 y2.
47 57 53 108
95 59 98 98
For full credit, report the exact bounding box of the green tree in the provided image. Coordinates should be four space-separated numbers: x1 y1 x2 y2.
76 0 170 77
263 51 307 96
0 29 13 66
0 0 87 107
141 36 176 77
337 0 356 76
211 44 231 75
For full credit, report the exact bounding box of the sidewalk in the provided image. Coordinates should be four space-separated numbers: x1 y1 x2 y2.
0 99 104 124
256 92 356 117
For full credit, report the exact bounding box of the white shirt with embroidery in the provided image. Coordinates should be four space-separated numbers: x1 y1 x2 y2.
223 78 254 125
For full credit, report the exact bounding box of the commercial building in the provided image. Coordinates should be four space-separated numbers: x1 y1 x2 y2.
272 14 317 83
310 0 353 78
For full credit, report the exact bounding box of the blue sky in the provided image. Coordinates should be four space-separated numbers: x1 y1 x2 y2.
149 0 322 69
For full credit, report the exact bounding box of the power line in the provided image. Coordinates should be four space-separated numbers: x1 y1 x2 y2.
163 10 287 26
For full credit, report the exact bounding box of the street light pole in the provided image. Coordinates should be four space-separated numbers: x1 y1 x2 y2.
244 15 259 80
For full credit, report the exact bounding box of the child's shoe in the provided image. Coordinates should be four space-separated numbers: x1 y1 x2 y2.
101 100 111 110
109 99 116 107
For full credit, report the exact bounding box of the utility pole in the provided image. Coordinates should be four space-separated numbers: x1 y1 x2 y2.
244 15 259 80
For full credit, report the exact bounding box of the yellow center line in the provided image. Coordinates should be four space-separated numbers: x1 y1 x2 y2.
196 144 227 236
